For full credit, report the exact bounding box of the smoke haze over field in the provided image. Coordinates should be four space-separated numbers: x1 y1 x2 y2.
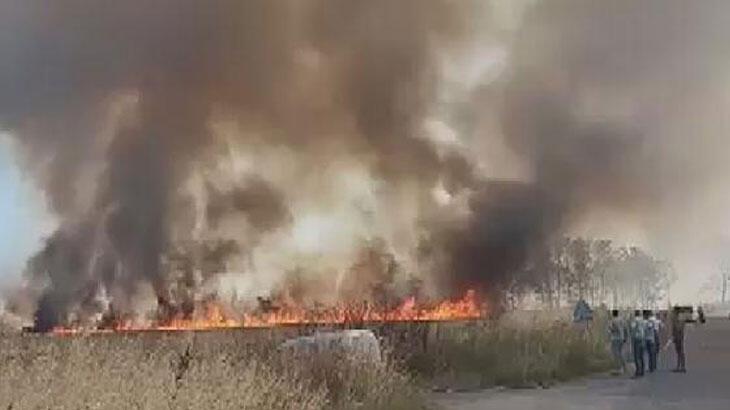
504 0 730 302
1 0 730 326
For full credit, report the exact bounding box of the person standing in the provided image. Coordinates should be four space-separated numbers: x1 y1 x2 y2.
630 310 646 378
608 309 627 374
651 311 664 368
697 306 706 324
671 306 687 373
644 310 658 372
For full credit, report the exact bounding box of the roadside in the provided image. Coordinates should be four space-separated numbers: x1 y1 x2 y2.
433 318 730 410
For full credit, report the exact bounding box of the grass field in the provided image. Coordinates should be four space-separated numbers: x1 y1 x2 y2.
407 313 613 390
0 313 612 410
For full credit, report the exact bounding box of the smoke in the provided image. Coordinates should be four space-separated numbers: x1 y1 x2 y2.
3 0 730 327
0 0 484 328
444 0 730 300
205 176 291 233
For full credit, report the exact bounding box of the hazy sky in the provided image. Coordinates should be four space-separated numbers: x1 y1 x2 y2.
0 136 54 280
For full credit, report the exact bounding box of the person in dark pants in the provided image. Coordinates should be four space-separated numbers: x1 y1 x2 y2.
608 309 627 374
697 306 706 324
630 309 646 377
643 310 658 372
672 306 687 373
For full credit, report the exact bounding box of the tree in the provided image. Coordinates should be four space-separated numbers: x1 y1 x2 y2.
568 238 592 302
591 239 614 305
524 237 676 309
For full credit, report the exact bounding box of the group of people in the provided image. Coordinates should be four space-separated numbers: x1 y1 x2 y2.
608 307 687 378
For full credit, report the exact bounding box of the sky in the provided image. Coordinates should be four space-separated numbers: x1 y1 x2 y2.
0 135 55 281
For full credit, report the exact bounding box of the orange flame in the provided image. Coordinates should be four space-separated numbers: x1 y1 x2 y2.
51 290 483 335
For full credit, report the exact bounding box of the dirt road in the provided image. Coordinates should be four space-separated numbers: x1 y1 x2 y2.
434 318 730 410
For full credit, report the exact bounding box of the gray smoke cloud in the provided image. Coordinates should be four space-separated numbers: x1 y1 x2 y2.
0 0 481 329
205 176 292 234
441 0 730 301
3 0 730 327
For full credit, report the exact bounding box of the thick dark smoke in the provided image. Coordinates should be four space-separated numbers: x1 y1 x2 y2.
205 176 292 233
4 0 730 326
0 0 479 328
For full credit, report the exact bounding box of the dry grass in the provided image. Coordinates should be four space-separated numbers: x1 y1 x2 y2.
0 329 425 410
404 312 613 389
0 313 613 409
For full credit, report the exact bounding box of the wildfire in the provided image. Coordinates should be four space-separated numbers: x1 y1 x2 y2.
50 290 483 335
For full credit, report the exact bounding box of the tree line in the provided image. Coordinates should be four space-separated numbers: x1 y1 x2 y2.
505 238 676 310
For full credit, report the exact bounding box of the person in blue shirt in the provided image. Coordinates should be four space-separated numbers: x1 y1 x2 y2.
643 310 659 372
629 309 646 377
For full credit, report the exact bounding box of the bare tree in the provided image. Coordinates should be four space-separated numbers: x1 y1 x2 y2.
523 238 676 309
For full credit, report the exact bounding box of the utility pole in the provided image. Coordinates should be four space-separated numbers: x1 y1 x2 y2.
721 260 730 304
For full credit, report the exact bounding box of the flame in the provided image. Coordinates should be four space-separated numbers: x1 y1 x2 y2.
50 290 483 335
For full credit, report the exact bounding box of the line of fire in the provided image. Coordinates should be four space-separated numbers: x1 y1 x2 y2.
20 236 488 335
34 290 483 335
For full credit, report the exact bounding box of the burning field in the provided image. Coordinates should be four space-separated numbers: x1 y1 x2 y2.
3 0 729 335
47 290 483 335
0 0 520 333
2 0 730 407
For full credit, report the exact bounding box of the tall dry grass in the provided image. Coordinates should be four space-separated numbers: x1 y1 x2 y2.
404 312 613 389
0 312 613 409
0 329 425 410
